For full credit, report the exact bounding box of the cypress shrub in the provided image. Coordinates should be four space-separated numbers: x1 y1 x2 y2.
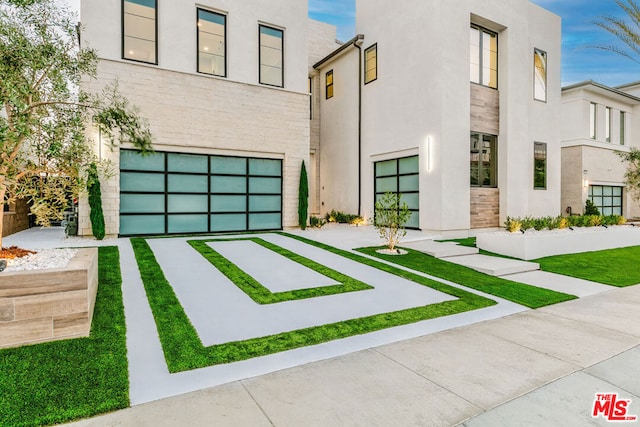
298 160 309 230
87 163 106 240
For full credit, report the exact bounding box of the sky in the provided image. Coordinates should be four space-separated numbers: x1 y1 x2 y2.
62 0 640 87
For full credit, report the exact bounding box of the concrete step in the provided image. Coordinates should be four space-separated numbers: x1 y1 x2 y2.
444 254 539 277
401 240 479 258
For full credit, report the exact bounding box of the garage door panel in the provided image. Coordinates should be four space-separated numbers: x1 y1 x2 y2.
210 195 246 213
120 215 165 235
168 153 208 173
121 172 165 192
121 194 165 213
211 176 246 193
121 151 164 171
168 214 208 233
249 177 281 194
249 213 281 230
211 214 246 232
168 174 208 193
168 194 208 213
211 156 246 175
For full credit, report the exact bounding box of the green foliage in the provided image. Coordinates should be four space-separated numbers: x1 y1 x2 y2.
585 199 601 215
617 147 640 200
594 0 640 64
504 213 627 231
298 160 308 230
357 246 577 309
189 238 372 304
519 216 536 231
131 235 495 372
325 209 362 224
536 245 640 287
0 247 128 426
87 163 106 240
374 192 412 251
504 216 522 233
309 215 325 228
0 0 152 244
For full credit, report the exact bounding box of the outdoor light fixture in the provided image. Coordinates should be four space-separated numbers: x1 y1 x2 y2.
426 136 433 173
584 179 589 188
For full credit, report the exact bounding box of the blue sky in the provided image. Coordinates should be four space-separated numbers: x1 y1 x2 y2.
309 0 640 87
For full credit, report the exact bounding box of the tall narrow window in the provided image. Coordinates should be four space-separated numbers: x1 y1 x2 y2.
621 111 626 145
364 43 377 84
590 103 597 139
534 49 547 102
309 77 313 119
470 25 498 89
197 9 226 77
123 0 157 64
534 142 547 190
605 107 612 142
470 133 497 187
259 25 284 87
325 70 334 99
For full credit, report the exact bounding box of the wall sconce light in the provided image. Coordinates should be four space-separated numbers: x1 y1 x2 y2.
426 136 433 173
583 179 589 188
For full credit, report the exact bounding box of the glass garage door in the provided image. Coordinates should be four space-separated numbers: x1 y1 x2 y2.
119 150 282 236
374 155 420 229
589 185 623 216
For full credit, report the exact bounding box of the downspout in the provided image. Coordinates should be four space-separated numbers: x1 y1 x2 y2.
355 40 363 217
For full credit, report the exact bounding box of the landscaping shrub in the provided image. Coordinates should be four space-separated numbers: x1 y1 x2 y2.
87 163 106 240
504 216 522 232
309 215 325 228
325 209 362 224
503 213 628 232
585 199 600 215
298 161 308 230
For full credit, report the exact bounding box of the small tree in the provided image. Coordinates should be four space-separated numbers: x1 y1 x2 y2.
87 163 105 240
298 160 308 230
374 192 411 252
585 199 601 216
618 148 640 201
0 0 152 247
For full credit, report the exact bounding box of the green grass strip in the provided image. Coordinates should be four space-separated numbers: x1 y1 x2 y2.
354 245 577 308
189 238 373 304
535 246 640 287
131 236 496 373
0 247 128 427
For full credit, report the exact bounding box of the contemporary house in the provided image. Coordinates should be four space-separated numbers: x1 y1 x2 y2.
561 80 640 218
314 0 562 235
78 0 562 237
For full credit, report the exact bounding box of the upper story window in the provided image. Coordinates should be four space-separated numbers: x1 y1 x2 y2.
621 111 626 145
534 49 547 102
534 142 547 190
470 25 497 89
605 106 612 142
470 132 497 188
309 77 313 119
197 9 226 77
590 102 597 139
326 70 334 99
123 0 157 64
259 25 284 87
364 44 378 84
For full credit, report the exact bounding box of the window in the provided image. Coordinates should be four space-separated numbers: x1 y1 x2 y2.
374 156 420 229
364 44 377 84
605 106 612 142
621 111 626 145
259 25 284 87
590 103 597 139
534 49 547 102
470 133 497 187
325 70 334 99
123 0 157 64
309 77 313 119
470 25 498 89
589 185 623 216
534 142 547 190
197 9 226 77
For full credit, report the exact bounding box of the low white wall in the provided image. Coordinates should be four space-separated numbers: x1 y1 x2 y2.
477 226 640 260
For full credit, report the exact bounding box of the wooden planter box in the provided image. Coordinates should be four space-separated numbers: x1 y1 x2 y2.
477 226 640 260
0 248 98 349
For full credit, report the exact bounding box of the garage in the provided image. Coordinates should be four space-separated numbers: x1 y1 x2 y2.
374 155 420 229
119 150 283 236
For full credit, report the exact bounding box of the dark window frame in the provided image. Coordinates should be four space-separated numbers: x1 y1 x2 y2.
605 106 612 143
325 70 334 99
533 142 547 190
470 132 498 188
533 48 547 102
590 102 597 139
374 155 420 231
470 24 498 90
122 0 158 65
589 185 623 216
364 43 378 85
196 8 227 78
621 111 626 145
258 24 284 88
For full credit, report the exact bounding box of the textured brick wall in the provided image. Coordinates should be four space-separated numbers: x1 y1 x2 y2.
470 188 500 228
79 59 310 236
2 198 30 237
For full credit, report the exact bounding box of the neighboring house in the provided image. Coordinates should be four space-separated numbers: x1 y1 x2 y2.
79 0 562 237
314 0 562 235
79 0 337 236
561 81 640 219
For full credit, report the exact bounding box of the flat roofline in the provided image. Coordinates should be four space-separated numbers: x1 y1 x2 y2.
313 34 365 69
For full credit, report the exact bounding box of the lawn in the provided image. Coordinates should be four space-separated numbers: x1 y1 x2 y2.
0 247 128 427
535 246 640 287
356 246 577 309
131 235 496 373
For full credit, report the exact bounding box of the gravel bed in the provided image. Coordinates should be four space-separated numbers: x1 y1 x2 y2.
3 248 78 272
